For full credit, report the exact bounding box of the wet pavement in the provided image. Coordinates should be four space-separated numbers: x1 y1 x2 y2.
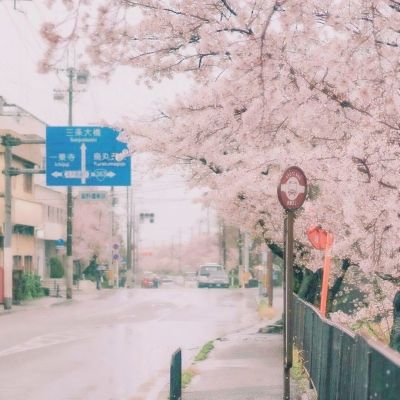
0 286 259 400
184 329 284 400
182 289 285 400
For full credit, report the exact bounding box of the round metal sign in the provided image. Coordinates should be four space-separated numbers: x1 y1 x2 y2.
277 166 307 210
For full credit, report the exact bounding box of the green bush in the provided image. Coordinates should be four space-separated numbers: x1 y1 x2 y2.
13 271 44 302
49 257 64 278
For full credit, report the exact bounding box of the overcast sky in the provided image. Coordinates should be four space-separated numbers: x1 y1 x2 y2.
0 1 215 247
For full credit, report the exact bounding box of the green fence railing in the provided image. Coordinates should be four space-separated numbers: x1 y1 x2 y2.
293 295 400 400
170 348 182 400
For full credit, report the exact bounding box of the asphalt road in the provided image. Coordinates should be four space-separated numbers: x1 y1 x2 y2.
0 286 259 400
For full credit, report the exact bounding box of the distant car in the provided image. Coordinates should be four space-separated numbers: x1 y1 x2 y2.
161 275 174 283
141 272 159 288
197 264 226 288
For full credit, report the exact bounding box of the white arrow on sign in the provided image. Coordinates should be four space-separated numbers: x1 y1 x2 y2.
51 171 63 178
80 143 87 184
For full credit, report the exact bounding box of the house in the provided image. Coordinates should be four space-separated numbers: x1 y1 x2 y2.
0 98 66 304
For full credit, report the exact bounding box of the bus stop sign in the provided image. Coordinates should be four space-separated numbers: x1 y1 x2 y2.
277 166 307 211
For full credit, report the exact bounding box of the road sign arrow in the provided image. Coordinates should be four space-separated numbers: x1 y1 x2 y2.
51 171 63 178
106 171 116 178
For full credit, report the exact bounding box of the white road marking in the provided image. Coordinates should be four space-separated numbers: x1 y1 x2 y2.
0 330 92 358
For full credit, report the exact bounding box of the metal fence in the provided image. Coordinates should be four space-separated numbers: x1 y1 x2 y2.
170 348 182 400
293 295 400 400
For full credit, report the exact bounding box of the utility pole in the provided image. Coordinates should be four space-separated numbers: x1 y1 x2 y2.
266 248 273 306
219 221 227 266
2 134 45 310
243 231 249 288
53 66 89 299
3 136 13 310
126 187 132 271
66 67 74 300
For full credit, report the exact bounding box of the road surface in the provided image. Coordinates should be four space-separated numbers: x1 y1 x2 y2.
0 286 259 400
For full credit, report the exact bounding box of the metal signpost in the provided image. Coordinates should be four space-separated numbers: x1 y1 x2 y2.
46 126 131 187
46 125 131 299
277 166 307 400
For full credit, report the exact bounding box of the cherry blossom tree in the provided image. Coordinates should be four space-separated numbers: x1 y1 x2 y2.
73 199 112 266
41 0 400 343
138 234 220 273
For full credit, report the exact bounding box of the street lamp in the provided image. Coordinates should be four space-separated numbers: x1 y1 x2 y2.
54 67 89 299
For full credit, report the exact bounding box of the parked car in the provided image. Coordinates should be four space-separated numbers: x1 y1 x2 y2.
207 270 230 288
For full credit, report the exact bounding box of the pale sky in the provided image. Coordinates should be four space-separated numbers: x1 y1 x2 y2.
0 1 215 247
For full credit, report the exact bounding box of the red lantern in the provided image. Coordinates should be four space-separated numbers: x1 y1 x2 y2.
307 226 333 250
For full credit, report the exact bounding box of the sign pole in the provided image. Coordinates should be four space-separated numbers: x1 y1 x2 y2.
277 166 308 400
284 210 294 399
320 233 333 317
282 215 288 399
306 227 334 317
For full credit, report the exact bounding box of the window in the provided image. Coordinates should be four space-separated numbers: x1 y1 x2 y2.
24 256 33 271
13 225 34 235
13 255 22 269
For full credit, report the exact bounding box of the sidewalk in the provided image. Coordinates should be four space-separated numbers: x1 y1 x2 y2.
184 325 284 400
0 280 101 316
179 288 314 400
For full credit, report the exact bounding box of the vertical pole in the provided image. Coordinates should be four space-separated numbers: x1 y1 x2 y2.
132 202 136 286
320 236 332 317
222 223 227 266
238 230 243 288
284 211 295 400
3 138 13 309
244 232 249 274
110 187 118 288
266 247 273 307
243 231 249 288
126 187 132 271
282 216 288 399
66 67 74 300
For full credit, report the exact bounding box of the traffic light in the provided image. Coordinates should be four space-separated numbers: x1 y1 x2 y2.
139 212 155 223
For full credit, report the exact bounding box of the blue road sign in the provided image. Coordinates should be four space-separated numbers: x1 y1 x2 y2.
46 126 131 186
55 238 65 249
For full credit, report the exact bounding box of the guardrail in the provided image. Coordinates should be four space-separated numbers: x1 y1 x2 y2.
170 348 182 400
293 295 400 400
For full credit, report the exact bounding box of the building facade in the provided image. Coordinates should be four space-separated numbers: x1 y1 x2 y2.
0 98 66 304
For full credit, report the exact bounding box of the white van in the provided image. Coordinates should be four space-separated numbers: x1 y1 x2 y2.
197 263 228 288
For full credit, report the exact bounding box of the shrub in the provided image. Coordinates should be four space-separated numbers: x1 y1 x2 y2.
49 257 64 278
13 271 44 302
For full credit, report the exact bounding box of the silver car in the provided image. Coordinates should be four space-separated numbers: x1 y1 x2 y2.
205 270 230 288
